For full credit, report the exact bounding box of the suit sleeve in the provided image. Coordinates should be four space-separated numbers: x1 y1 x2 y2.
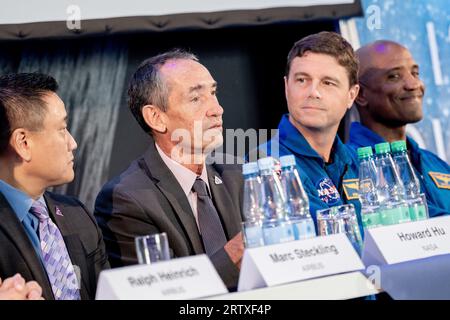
76 199 111 284
209 248 240 291
94 188 164 267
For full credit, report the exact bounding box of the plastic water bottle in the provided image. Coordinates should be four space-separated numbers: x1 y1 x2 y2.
391 140 428 221
241 162 264 248
357 147 382 229
257 157 294 245
279 155 316 240
374 142 410 225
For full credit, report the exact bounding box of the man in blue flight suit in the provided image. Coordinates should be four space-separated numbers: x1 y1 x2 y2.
251 32 362 227
348 40 449 216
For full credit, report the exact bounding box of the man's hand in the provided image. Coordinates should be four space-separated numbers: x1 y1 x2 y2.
224 232 244 269
24 280 43 300
0 274 44 300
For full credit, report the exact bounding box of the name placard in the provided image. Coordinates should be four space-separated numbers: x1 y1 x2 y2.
237 233 364 292
95 255 228 300
362 215 450 267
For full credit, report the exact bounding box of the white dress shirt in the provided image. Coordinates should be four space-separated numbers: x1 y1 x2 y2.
155 143 211 232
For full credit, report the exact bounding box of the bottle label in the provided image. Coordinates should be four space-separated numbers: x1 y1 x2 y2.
409 204 427 221
243 225 264 248
362 211 382 229
262 224 294 245
380 205 411 225
292 220 316 240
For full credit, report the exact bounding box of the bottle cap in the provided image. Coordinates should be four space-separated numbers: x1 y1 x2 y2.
257 157 275 171
242 162 259 175
279 154 296 168
391 140 407 153
357 146 373 159
375 142 391 154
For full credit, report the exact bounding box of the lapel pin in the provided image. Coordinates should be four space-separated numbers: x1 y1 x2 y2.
55 206 64 217
214 176 223 185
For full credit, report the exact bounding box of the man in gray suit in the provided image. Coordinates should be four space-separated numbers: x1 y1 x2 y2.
95 50 244 290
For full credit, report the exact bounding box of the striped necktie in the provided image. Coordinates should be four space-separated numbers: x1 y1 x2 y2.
29 199 80 300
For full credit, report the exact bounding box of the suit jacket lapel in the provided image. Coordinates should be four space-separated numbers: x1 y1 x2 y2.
0 193 54 299
142 141 204 254
44 193 91 299
207 165 241 239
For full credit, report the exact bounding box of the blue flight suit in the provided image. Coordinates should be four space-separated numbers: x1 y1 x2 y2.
253 114 363 231
347 122 450 217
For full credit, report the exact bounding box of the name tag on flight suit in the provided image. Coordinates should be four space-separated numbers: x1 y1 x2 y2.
429 172 450 190
342 179 359 200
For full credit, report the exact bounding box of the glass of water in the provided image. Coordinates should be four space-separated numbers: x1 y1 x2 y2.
316 208 335 236
135 232 170 264
317 204 363 256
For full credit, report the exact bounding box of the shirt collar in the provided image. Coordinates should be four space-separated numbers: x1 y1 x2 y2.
348 122 387 148
155 142 210 197
278 114 321 158
405 136 422 166
0 179 35 222
278 113 354 165
406 136 420 152
349 121 421 153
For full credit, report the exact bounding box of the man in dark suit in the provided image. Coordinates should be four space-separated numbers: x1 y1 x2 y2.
0 73 109 300
95 50 244 290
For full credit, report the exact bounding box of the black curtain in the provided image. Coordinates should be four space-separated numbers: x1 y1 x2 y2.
1 38 128 210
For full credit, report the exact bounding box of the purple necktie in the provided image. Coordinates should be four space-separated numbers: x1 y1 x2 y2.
29 199 81 300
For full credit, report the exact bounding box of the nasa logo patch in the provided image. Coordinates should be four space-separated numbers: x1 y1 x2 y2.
315 177 341 205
